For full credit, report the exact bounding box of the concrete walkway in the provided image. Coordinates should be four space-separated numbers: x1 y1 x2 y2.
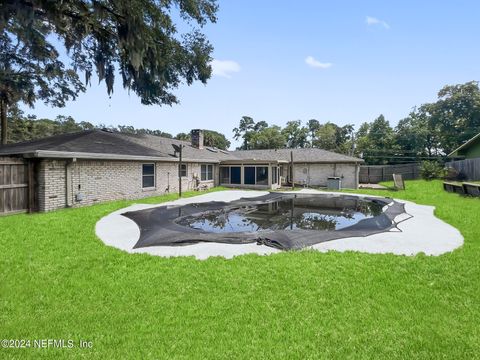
95 189 464 260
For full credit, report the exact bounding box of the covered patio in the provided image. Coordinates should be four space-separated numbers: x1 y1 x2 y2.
218 160 287 190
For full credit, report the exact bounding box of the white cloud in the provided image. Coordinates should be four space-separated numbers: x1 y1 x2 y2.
210 59 241 78
366 16 390 29
305 56 332 69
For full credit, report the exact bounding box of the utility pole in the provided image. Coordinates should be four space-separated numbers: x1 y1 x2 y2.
350 129 355 157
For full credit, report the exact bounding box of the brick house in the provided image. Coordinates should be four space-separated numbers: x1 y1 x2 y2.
0 129 363 213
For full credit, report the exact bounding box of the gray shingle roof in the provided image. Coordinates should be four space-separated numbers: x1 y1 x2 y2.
0 130 170 158
0 130 363 164
230 148 363 163
122 133 234 161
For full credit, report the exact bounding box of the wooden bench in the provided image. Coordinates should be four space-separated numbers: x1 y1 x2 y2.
443 182 465 194
443 181 480 196
462 182 480 197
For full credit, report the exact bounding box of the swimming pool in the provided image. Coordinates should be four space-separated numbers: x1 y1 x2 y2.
176 195 384 232
121 193 407 251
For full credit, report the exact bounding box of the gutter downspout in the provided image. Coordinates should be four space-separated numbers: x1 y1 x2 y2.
66 159 75 207
355 163 360 189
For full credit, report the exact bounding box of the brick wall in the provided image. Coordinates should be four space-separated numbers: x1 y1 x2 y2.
37 160 68 211
37 159 216 211
293 163 359 189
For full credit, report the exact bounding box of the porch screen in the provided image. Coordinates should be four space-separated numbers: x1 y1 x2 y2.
220 167 230 184
231 167 241 184
244 167 255 185
256 167 269 185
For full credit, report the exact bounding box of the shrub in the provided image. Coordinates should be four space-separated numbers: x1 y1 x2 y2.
420 161 445 180
444 167 467 181
444 167 459 181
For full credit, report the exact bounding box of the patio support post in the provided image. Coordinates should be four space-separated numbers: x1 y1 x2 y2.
172 144 185 197
291 151 294 190
179 146 183 197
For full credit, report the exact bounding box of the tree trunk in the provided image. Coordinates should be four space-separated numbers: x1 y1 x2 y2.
0 100 7 145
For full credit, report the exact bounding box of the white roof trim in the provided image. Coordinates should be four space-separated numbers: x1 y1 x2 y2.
21 150 220 163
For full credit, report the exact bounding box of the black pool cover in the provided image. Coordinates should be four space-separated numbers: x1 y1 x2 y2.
122 193 408 251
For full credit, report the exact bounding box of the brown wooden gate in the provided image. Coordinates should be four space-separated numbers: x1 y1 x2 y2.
0 157 34 215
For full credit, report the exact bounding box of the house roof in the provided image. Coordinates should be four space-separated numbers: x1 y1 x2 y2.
230 148 363 164
448 132 480 157
121 133 234 162
0 129 363 164
0 130 232 162
0 130 174 161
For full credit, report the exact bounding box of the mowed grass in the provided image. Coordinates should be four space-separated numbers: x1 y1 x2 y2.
1 181 479 359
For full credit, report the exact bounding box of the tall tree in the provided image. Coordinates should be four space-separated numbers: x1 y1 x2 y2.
233 116 256 150
338 124 355 154
175 132 191 141
249 126 285 149
313 123 337 151
428 81 480 154
0 28 84 144
1 0 218 144
282 120 309 148
313 122 354 153
394 107 442 159
254 120 268 132
307 119 320 145
6 110 94 142
204 130 231 150
355 115 398 164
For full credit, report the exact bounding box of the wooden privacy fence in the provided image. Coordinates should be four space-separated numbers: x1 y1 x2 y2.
0 157 34 215
446 158 480 181
359 163 420 184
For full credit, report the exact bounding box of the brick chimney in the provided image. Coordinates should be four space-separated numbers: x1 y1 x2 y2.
191 129 204 149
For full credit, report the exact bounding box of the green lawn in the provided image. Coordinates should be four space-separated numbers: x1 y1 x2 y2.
1 181 479 359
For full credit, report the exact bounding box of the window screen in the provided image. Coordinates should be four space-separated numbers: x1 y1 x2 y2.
201 164 213 181
256 166 269 185
220 167 230 184
142 164 155 188
179 164 187 177
244 167 256 185
231 167 241 184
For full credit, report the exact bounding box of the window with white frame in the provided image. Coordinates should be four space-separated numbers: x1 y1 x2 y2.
142 164 155 188
201 164 213 181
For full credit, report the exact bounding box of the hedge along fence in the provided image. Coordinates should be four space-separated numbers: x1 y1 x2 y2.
446 158 480 181
359 163 420 184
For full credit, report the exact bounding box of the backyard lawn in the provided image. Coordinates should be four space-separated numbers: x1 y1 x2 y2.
1 180 479 359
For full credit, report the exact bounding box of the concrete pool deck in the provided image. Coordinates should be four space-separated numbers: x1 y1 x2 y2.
95 189 464 260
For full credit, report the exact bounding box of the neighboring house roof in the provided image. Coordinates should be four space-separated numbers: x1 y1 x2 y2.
0 129 363 164
448 132 480 157
230 148 363 164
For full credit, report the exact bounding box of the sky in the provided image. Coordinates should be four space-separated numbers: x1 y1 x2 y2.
25 0 480 149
